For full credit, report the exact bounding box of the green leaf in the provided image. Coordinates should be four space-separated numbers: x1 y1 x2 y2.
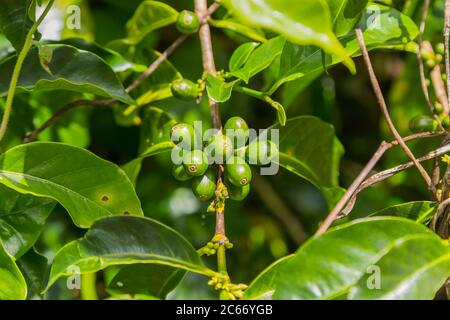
0 142 143 228
271 4 419 98
349 235 450 299
243 255 293 300
0 45 134 104
46 216 214 290
44 38 147 73
328 0 368 36
230 36 286 83
0 0 34 51
272 116 344 207
106 264 185 299
122 107 176 183
204 73 240 103
222 0 355 73
0 240 26 300
369 201 437 224
125 0 178 45
17 248 48 300
270 217 442 299
210 19 267 43
229 42 260 72
0 184 55 258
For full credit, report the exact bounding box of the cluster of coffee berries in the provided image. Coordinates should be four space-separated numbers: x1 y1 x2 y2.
170 117 279 202
421 42 444 69
409 107 450 133
207 274 248 300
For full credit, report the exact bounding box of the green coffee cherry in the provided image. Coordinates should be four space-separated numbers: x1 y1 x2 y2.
246 139 279 165
436 43 445 55
172 164 192 182
225 181 250 201
225 157 252 186
442 116 450 130
176 10 200 35
183 149 209 176
426 59 436 68
224 117 249 148
171 78 199 101
192 169 216 201
435 102 444 114
206 133 233 164
409 115 438 133
171 123 198 150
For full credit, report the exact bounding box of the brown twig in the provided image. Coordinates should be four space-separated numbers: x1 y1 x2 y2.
431 197 450 232
355 27 436 195
23 3 221 143
341 141 450 217
445 0 450 111
316 131 445 235
252 174 308 244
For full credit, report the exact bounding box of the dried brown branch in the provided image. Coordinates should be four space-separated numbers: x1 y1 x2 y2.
341 141 450 217
23 3 221 143
445 0 450 111
355 27 436 195
315 131 445 235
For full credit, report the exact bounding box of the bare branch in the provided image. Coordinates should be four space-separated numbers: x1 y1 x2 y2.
341 142 450 217
316 131 446 235
355 27 436 195
444 0 450 111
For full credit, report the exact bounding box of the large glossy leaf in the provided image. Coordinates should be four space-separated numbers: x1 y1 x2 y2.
0 184 55 258
0 240 26 300
349 235 450 299
17 249 48 300
243 255 293 300
369 201 437 224
0 142 143 228
230 36 286 83
44 38 146 73
46 216 214 290
0 45 133 104
270 217 442 299
272 4 419 98
0 0 34 51
272 116 344 207
328 0 368 36
122 107 176 183
222 0 355 72
106 264 185 299
125 1 178 45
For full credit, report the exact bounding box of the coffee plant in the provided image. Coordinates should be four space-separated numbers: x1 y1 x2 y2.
0 0 450 300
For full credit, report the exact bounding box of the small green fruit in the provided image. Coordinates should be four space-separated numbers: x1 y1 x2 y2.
409 115 438 133
172 164 192 182
183 150 209 176
171 123 198 150
435 102 444 114
192 169 216 201
176 10 200 35
225 181 250 201
246 139 279 165
205 133 233 164
442 116 450 130
436 43 445 55
171 78 199 101
225 158 252 186
224 117 249 148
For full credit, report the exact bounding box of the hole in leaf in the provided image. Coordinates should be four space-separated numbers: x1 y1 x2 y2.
123 211 130 215
101 195 110 202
